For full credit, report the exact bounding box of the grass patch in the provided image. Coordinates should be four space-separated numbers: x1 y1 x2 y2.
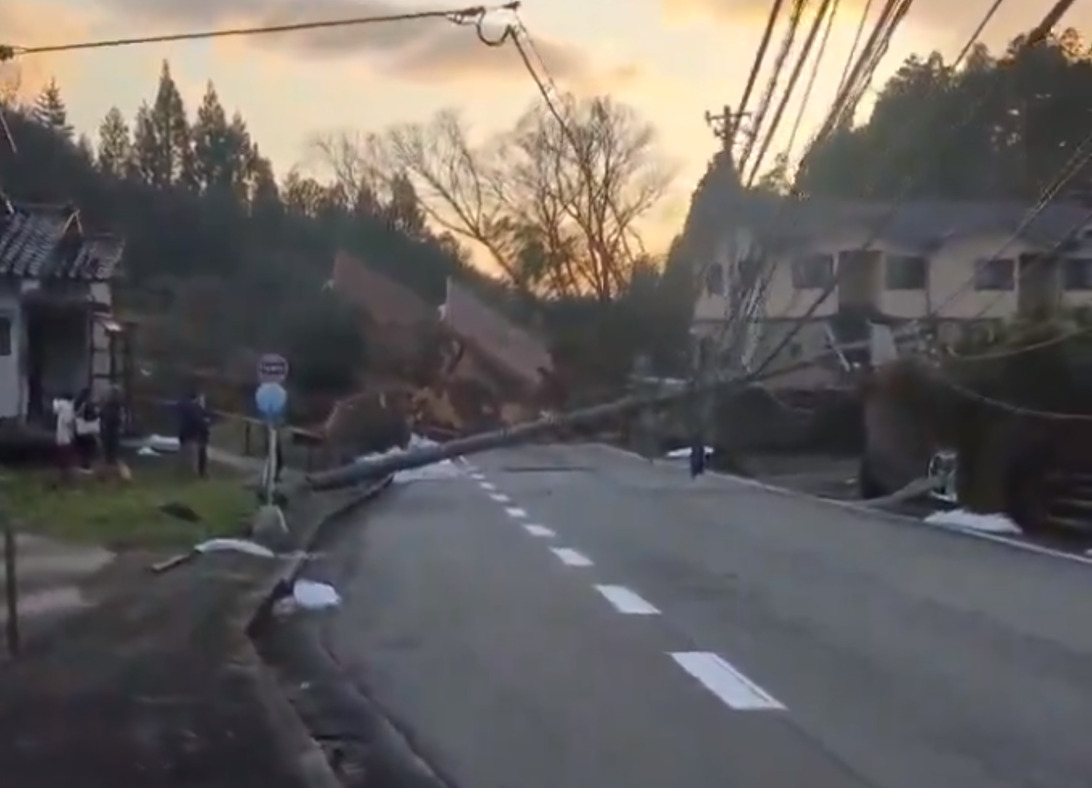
0 460 256 550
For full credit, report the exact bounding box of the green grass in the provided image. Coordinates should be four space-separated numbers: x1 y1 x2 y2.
0 461 256 550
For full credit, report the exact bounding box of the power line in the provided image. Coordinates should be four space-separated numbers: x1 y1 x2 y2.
745 0 838 187
0 3 518 58
732 0 788 149
835 0 875 98
738 0 808 175
784 0 841 165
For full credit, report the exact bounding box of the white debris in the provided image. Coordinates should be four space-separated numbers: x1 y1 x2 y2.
665 446 713 460
146 434 181 453
194 537 276 558
356 433 463 482
292 579 341 610
924 508 1022 535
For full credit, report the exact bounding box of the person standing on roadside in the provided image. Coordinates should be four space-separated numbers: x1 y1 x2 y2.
193 391 211 478
52 392 76 484
176 388 212 478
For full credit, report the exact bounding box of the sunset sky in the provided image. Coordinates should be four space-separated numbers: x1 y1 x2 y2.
0 0 1085 247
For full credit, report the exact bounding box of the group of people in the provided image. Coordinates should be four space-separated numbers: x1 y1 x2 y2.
52 386 124 479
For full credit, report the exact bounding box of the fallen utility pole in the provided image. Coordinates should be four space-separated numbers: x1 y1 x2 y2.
304 332 882 491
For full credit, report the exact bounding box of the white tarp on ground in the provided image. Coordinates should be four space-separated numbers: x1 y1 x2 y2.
194 537 276 558
924 508 1023 535
292 579 341 609
356 434 463 482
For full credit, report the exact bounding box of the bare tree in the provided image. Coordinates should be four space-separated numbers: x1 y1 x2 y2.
498 95 673 301
313 112 518 279
307 129 381 207
307 96 673 300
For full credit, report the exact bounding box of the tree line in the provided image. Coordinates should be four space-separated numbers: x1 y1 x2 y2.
0 60 696 411
797 29 1092 201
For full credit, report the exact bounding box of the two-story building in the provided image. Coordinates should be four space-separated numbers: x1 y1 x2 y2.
692 199 1092 389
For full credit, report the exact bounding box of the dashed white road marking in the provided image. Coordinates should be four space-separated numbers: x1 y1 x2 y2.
505 507 527 518
594 585 659 615
480 481 496 490
550 547 593 567
489 493 510 503
523 524 555 538
670 652 784 711
470 473 485 481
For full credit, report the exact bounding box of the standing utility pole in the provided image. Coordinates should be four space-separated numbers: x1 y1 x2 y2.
704 105 751 154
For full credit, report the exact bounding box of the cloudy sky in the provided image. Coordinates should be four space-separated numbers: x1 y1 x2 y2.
0 0 1083 246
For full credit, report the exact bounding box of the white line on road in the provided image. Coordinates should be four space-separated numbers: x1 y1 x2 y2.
550 547 593 566
490 493 510 503
670 652 784 711
523 524 555 537
505 507 527 518
480 481 495 490
594 585 659 614
470 473 485 481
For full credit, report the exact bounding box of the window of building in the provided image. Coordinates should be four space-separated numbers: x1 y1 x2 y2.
0 317 11 357
973 258 1014 291
1063 258 1092 290
885 255 928 290
704 263 725 295
791 253 834 289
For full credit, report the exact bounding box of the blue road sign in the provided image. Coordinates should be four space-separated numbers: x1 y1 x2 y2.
255 382 287 420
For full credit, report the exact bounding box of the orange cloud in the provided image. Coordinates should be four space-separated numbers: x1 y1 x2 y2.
78 0 617 86
0 0 102 99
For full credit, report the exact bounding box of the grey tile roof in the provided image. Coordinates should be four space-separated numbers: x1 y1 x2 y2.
0 201 123 280
744 197 1092 253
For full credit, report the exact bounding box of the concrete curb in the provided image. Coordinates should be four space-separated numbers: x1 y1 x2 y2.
245 474 395 788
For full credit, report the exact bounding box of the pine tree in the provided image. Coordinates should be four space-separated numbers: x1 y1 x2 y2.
134 61 192 187
227 112 259 198
191 81 231 192
97 106 132 178
131 102 162 185
31 78 72 138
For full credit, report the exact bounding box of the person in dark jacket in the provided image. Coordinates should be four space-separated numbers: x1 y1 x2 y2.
177 390 212 478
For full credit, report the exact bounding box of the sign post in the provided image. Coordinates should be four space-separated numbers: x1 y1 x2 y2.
255 354 289 506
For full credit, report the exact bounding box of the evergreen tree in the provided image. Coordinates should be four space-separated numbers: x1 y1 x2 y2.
131 102 160 185
191 81 232 192
226 111 259 199
31 78 72 138
134 61 192 187
97 106 132 178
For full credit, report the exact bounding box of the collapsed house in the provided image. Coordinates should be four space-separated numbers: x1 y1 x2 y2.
323 251 555 448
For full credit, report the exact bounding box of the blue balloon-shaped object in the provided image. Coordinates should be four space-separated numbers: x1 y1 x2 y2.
255 382 287 419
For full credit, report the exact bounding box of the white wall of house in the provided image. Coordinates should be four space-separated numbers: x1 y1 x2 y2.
0 284 22 419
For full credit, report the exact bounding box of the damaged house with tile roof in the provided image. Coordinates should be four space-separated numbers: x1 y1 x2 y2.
0 196 127 425
324 252 555 440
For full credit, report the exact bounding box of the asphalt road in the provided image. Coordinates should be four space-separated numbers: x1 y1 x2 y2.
310 443 1092 788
